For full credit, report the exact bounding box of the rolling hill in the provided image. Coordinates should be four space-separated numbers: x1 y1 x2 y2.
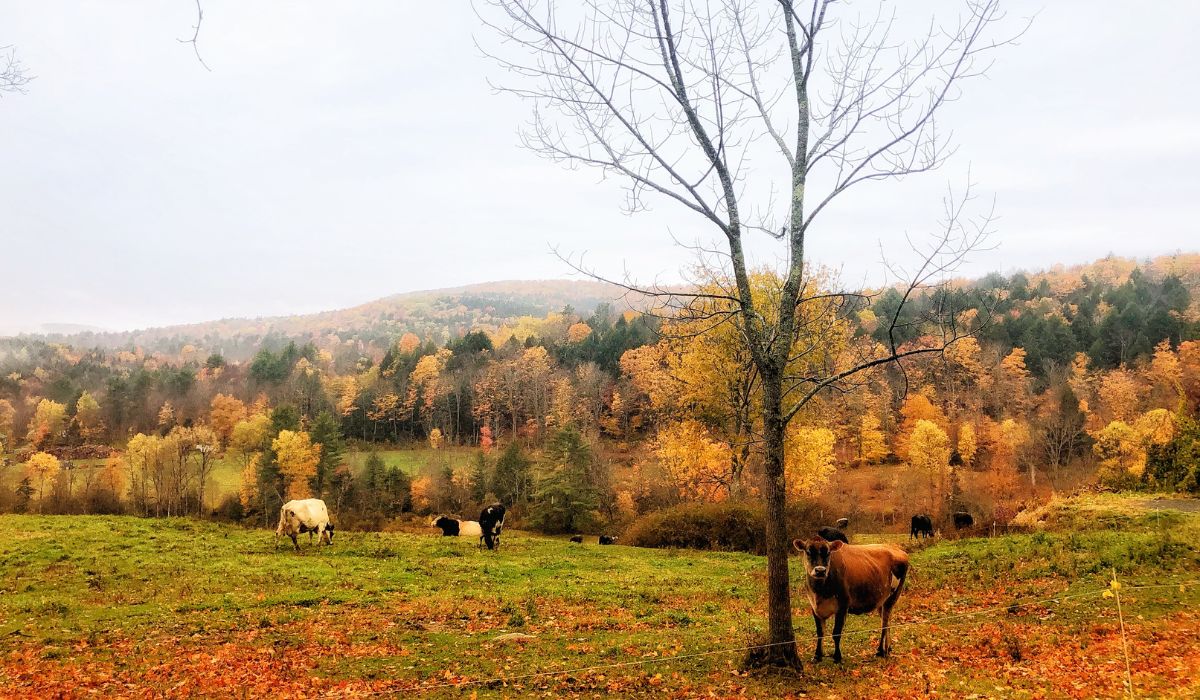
23 279 648 360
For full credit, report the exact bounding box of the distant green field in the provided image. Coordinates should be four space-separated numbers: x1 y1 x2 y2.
1 495 1198 697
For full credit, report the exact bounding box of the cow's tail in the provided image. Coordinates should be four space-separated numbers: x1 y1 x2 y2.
887 556 910 604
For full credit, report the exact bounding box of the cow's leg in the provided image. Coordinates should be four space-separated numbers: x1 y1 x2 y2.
878 607 892 657
290 533 300 552
812 612 825 662
878 562 908 657
831 606 847 663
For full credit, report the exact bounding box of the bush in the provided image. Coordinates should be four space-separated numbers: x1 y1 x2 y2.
624 500 831 554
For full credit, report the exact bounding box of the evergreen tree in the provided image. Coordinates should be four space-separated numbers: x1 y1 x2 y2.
15 477 35 514
492 441 532 507
469 452 489 504
383 466 412 515
529 426 601 534
309 411 345 496
361 452 386 512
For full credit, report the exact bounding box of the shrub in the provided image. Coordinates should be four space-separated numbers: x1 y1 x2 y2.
624 500 830 554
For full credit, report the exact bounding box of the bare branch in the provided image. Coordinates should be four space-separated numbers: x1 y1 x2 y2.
178 0 212 72
0 45 33 95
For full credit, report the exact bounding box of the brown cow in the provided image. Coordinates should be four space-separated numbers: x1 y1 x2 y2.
794 537 909 662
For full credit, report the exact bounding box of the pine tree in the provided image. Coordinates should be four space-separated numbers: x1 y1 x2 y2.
492 441 531 507
309 411 345 496
529 426 600 534
469 452 489 504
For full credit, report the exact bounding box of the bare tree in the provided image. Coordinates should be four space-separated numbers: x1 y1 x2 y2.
1 45 33 95
480 0 1023 668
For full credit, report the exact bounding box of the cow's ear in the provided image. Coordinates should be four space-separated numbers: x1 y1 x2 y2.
829 540 844 551
791 539 805 553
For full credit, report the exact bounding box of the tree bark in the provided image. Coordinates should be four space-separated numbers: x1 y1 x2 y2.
756 368 800 667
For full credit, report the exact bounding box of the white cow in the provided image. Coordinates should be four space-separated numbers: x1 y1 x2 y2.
275 498 334 552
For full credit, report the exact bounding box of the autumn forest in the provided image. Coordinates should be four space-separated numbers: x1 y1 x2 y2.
3 254 1199 541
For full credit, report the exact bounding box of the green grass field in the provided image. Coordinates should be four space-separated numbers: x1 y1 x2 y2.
2 495 1199 697
205 446 476 502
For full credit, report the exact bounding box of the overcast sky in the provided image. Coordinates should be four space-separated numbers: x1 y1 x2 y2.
1 1 1197 334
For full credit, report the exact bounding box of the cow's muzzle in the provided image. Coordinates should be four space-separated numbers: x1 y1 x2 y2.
810 566 828 580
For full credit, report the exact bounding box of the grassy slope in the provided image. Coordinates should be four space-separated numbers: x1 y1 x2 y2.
1 495 1199 698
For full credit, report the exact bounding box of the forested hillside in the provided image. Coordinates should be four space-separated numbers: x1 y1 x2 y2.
32 280 646 361
1 254 1199 532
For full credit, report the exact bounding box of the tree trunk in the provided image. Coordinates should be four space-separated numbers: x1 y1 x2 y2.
754 372 801 668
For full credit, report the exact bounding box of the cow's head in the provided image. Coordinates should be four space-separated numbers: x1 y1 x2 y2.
325 522 335 544
793 537 843 582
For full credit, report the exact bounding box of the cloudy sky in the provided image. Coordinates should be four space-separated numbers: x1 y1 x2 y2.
1 1 1197 334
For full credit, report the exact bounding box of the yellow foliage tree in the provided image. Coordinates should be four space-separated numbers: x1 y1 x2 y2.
157 402 176 431
907 419 950 510
410 475 433 512
1147 340 1184 408
993 418 1029 472
857 414 888 464
398 333 422 355
956 422 977 468
0 398 14 448
1134 408 1175 448
567 322 593 343
24 451 62 511
1093 368 1144 429
428 427 444 450
894 393 946 460
239 453 261 510
1093 420 1144 478
785 426 837 499
100 456 126 498
272 430 320 500
209 394 248 446
654 420 734 502
26 398 67 448
74 391 104 441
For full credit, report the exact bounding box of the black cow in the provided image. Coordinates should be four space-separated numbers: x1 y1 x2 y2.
953 511 974 530
910 514 934 540
479 503 506 550
816 526 849 544
598 535 618 545
569 535 583 543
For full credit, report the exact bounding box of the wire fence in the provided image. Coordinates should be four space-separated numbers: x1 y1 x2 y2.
331 578 1200 697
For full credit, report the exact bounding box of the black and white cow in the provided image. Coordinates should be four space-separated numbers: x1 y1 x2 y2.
598 535 618 545
569 535 583 543
431 515 483 540
479 503 506 550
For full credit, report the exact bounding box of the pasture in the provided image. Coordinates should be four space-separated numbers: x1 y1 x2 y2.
1 495 1198 698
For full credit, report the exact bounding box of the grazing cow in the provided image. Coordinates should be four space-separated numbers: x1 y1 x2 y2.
795 538 909 662
569 535 583 544
953 511 975 530
275 498 334 552
816 526 850 544
835 517 850 529
598 535 618 545
431 515 484 539
910 514 934 540
479 503 506 550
